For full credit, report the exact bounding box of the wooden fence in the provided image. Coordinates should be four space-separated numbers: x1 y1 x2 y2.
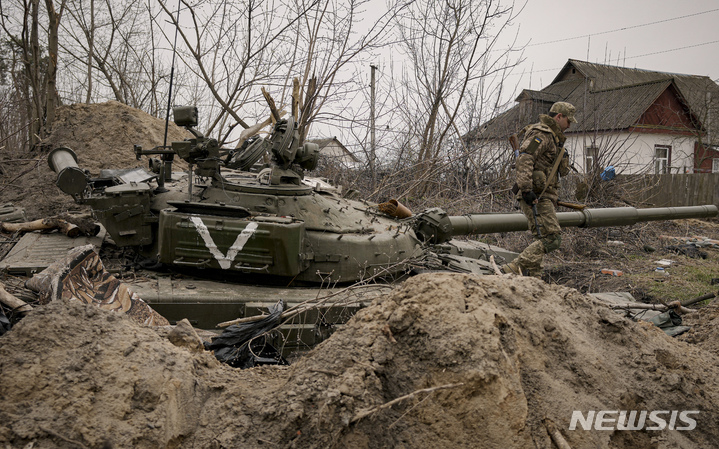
614 173 719 208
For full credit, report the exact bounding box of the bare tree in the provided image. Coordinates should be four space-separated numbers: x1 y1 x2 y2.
60 0 165 113
0 0 67 147
281 0 401 145
44 0 65 132
156 0 312 141
0 0 44 148
384 0 519 198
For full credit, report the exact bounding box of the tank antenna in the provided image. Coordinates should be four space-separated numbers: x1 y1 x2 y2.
158 0 182 193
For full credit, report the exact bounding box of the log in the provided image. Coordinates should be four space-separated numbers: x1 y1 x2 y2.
0 282 32 314
610 302 693 315
237 111 286 148
58 214 100 236
292 77 300 118
0 218 80 237
543 418 573 449
261 87 281 122
681 291 718 307
489 255 503 276
557 201 587 210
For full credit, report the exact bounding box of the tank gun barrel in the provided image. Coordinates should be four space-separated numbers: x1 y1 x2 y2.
414 205 718 243
450 205 718 235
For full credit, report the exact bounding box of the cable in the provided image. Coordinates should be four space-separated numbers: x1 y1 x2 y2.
527 8 719 47
624 40 719 61
519 39 719 76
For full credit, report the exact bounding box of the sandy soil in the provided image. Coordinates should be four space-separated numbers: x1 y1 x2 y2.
1 101 190 220
1 273 718 448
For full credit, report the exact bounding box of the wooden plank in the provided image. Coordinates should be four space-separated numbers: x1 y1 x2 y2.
612 173 719 208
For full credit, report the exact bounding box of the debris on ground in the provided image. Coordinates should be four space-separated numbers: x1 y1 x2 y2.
0 204 27 224
647 310 691 336
659 235 719 248
206 300 289 369
665 244 708 259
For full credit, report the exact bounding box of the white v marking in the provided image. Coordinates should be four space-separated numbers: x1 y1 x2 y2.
189 216 258 269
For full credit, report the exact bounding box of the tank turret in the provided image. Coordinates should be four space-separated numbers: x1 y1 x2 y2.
48 107 719 284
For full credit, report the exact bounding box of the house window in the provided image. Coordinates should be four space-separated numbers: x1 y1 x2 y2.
654 145 671 174
713 158 719 173
585 147 599 172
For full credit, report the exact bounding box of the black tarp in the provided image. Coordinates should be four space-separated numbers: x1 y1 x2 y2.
206 300 288 369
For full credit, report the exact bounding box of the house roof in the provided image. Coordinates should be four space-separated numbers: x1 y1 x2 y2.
308 137 338 149
578 79 678 131
307 136 360 163
469 59 719 142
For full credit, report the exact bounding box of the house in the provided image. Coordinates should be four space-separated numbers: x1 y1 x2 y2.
466 59 719 175
307 137 361 169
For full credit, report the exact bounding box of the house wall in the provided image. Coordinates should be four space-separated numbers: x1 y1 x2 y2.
320 145 349 159
694 143 719 173
565 131 696 174
635 86 697 130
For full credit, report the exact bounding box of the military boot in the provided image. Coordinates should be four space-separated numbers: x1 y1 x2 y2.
525 268 543 279
500 262 523 275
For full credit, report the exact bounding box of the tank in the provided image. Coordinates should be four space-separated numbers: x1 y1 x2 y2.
46 106 718 340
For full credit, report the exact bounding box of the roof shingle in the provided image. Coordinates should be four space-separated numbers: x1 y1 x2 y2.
469 59 719 142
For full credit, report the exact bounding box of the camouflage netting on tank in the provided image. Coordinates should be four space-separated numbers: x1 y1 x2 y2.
25 244 168 326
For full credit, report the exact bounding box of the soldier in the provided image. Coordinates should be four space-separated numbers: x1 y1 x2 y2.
501 101 577 277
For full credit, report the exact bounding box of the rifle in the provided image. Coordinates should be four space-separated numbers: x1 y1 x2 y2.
531 202 542 238
557 200 586 210
509 134 520 158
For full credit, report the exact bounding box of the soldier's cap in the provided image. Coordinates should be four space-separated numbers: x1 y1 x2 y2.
550 101 577 123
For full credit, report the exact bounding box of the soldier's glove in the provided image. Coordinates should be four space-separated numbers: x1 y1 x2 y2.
521 190 538 204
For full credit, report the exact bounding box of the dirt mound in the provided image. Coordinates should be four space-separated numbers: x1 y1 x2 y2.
1 273 718 448
680 298 719 356
2 101 191 219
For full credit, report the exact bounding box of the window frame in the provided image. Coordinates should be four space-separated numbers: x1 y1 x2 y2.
585 146 599 172
654 145 671 174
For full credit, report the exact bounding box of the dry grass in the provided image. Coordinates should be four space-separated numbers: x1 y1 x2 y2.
543 219 719 304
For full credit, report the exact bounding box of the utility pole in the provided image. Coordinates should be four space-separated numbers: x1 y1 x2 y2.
370 64 377 190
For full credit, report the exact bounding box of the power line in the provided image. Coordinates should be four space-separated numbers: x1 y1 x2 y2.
513 39 719 77
624 39 719 61
527 8 719 47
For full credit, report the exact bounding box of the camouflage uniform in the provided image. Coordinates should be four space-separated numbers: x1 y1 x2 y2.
504 106 573 277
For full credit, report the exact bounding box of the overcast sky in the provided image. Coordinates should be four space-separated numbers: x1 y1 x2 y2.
309 1 719 138
508 1 719 91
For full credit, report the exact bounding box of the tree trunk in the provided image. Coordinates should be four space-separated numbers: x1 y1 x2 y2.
0 283 33 314
45 0 65 136
29 0 43 147
85 0 94 103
